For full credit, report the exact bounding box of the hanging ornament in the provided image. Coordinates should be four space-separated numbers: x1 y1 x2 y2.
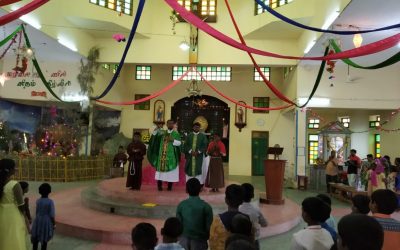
112 33 126 42
353 34 363 48
13 56 28 73
326 49 336 73
170 10 179 35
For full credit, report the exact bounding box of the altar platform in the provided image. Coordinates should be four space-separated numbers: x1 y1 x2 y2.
53 177 301 249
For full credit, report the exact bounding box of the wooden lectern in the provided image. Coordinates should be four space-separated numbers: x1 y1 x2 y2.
261 147 285 205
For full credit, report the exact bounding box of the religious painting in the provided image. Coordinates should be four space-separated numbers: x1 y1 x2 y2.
132 128 150 144
153 100 165 125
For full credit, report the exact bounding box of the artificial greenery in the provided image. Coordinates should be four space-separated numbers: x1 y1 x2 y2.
77 47 100 96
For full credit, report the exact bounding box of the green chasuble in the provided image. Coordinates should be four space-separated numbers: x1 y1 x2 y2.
148 130 181 172
184 132 208 176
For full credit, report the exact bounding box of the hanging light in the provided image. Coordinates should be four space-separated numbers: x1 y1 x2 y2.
353 34 363 48
186 79 202 97
179 40 190 51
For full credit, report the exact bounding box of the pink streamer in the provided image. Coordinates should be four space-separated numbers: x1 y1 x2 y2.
0 0 49 26
195 69 291 111
96 67 193 105
224 0 295 105
165 0 400 61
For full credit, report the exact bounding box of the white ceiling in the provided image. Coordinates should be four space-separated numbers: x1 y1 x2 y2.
304 0 400 65
245 17 312 39
0 9 82 63
65 16 148 39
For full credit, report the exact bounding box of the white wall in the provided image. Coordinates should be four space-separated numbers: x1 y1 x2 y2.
309 108 393 160
297 64 400 109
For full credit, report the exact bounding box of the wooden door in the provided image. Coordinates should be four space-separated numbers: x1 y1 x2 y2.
252 131 269 176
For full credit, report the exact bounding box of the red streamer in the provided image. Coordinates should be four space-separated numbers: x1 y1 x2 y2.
0 0 49 26
165 0 400 61
224 0 295 106
195 70 292 111
0 0 21 7
95 67 194 105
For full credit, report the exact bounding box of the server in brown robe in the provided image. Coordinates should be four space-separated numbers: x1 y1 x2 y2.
205 133 226 192
126 132 147 190
113 146 128 168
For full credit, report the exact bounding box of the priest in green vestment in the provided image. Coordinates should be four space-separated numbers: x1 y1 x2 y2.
184 122 208 183
148 120 182 191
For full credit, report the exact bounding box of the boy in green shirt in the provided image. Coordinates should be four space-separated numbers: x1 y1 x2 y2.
177 178 213 250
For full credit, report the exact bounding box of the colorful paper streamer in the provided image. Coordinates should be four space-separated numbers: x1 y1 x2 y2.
22 25 63 101
330 39 400 69
0 0 49 26
254 0 400 35
224 0 295 106
164 0 400 61
96 67 194 105
91 0 146 100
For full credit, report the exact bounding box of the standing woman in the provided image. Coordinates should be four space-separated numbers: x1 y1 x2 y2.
205 134 226 192
325 150 339 193
0 158 28 250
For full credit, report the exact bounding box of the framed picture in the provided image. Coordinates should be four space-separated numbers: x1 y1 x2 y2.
153 99 165 125
134 94 150 110
132 128 150 144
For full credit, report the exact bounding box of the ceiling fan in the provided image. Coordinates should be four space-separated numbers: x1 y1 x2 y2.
345 65 363 83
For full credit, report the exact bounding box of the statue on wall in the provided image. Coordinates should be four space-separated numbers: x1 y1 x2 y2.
234 101 247 132
237 107 244 124
156 105 164 122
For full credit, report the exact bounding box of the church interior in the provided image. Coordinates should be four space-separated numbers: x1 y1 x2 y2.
0 0 399 249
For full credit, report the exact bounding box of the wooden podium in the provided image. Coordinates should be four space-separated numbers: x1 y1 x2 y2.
260 147 285 205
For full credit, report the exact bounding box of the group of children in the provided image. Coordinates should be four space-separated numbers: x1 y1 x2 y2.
19 181 56 250
363 156 400 206
131 179 267 250
293 189 400 250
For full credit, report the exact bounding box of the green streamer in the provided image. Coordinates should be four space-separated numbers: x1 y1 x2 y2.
299 47 328 108
0 25 22 47
330 40 400 69
21 25 63 101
